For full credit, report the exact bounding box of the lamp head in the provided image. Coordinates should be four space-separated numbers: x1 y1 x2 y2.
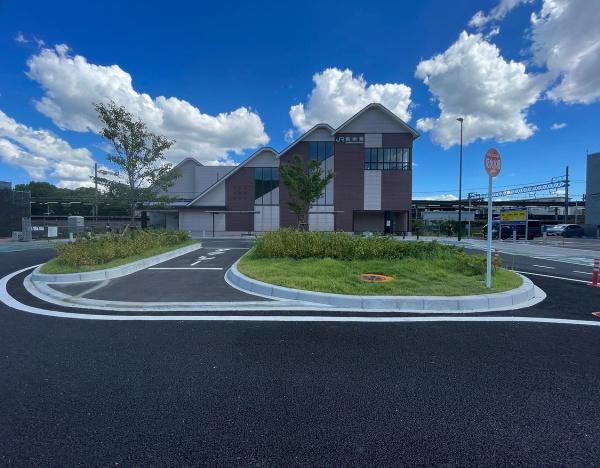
456 117 464 122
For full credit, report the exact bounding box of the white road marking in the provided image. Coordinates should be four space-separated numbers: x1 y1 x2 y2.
1 266 599 326
573 271 591 275
148 267 223 270
532 264 555 269
515 270 591 284
190 256 215 266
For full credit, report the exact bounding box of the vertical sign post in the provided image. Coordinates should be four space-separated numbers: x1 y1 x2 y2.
484 148 502 288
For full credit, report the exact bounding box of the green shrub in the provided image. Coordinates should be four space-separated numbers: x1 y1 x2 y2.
251 229 490 276
54 229 190 267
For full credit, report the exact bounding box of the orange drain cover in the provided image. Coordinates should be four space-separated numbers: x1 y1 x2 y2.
360 273 393 283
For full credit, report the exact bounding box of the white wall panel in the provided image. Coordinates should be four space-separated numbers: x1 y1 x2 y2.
364 133 382 148
254 205 280 232
309 205 334 231
363 170 382 210
179 211 224 235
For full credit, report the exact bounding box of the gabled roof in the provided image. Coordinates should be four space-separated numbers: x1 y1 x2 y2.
172 157 203 170
335 102 420 138
276 123 335 158
186 147 278 207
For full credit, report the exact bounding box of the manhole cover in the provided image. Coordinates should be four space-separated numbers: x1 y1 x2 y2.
360 273 393 283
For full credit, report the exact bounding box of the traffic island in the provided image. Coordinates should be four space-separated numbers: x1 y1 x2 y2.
225 230 545 312
32 229 201 283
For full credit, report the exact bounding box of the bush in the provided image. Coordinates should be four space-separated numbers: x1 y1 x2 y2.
251 229 492 276
54 229 190 267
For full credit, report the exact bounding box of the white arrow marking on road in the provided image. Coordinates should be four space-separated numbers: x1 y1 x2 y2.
190 256 215 266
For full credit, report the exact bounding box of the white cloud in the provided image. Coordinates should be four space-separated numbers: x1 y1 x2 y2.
283 128 295 143
0 109 95 187
421 194 459 201
469 0 533 28
25 44 269 165
289 68 412 132
415 31 546 148
531 0 600 104
14 32 45 48
550 122 567 130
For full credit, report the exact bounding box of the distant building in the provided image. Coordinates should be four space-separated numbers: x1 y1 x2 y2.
0 181 11 191
585 152 600 227
0 186 31 237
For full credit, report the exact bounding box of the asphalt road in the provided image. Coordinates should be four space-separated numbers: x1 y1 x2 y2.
1 248 600 466
51 239 262 302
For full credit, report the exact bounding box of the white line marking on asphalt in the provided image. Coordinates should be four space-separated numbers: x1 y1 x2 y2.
1 266 599 325
573 271 591 275
190 256 215 266
148 267 223 270
515 271 591 284
532 264 555 269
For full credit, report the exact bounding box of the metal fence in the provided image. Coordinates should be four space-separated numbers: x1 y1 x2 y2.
29 216 139 239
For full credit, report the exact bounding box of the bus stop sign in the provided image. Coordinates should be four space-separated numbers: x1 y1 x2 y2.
485 148 501 177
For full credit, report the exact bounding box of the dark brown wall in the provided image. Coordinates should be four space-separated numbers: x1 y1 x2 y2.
382 133 413 148
278 141 309 228
333 135 365 231
382 133 413 226
381 170 412 212
225 167 255 231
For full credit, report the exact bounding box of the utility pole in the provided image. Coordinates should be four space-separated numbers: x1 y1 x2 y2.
564 165 569 224
94 162 98 221
456 117 464 241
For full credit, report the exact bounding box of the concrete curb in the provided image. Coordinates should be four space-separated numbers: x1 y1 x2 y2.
226 260 541 312
31 242 203 283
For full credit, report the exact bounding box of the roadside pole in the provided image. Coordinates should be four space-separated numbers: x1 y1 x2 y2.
484 148 502 289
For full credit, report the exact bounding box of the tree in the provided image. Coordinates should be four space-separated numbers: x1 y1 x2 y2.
278 155 334 230
94 102 178 223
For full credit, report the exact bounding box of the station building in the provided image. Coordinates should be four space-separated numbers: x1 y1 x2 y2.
149 103 419 236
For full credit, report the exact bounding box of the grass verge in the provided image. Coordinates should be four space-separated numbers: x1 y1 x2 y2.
40 240 197 274
237 253 522 296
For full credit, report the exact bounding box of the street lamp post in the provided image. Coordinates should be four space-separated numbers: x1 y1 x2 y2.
456 117 464 241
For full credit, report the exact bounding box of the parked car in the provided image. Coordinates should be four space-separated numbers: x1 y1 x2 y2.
483 221 542 240
545 224 585 237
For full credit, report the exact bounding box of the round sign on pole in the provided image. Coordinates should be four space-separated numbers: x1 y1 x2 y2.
484 148 501 177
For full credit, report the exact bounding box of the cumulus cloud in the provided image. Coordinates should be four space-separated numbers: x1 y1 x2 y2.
289 68 412 132
26 44 269 165
0 109 95 187
469 0 533 28
531 0 600 104
415 31 546 148
550 122 567 130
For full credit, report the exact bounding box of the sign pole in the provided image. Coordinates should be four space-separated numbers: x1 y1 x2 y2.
484 148 501 289
486 175 493 288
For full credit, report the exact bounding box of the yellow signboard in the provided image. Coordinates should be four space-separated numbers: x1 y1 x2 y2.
500 210 528 222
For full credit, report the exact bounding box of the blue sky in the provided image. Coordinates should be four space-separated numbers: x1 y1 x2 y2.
0 0 598 200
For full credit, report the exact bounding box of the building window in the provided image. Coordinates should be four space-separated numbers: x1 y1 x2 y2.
309 142 334 162
254 167 279 205
364 148 410 170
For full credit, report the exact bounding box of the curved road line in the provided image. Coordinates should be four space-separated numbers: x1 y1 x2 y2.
1 266 600 326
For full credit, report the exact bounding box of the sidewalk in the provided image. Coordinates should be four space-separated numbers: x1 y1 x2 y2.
397 235 600 267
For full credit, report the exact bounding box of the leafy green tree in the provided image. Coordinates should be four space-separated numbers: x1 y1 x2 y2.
94 102 178 223
278 155 334 230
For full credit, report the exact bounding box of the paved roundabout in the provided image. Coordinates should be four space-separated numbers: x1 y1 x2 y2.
1 242 600 465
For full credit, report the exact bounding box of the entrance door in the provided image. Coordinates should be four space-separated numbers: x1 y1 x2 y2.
384 211 393 234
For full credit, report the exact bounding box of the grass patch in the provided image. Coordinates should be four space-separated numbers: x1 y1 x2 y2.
239 231 521 295
40 229 195 274
238 254 522 296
